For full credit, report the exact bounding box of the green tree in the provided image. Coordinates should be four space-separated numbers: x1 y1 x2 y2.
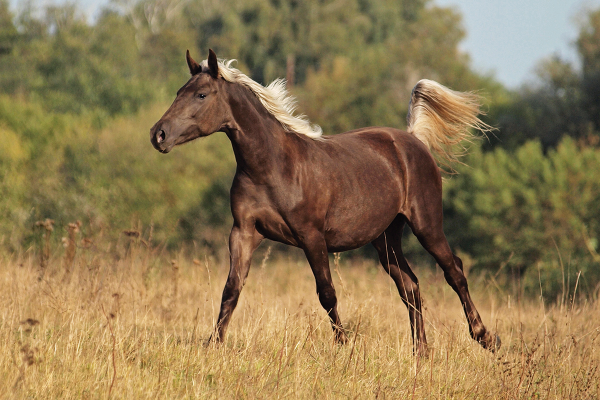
0 0 17 54
443 138 600 300
577 8 600 134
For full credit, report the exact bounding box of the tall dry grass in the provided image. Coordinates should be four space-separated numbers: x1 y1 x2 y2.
0 233 598 399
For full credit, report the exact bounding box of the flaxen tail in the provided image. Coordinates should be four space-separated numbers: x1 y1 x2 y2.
406 79 494 170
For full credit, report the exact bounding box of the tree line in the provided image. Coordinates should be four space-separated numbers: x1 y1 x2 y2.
1 0 600 299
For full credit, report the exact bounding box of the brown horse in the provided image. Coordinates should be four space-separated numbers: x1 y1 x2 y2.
150 49 500 355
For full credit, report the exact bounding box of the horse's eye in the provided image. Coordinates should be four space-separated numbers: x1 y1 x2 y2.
196 93 206 100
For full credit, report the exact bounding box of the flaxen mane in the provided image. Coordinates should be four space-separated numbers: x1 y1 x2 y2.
202 59 323 139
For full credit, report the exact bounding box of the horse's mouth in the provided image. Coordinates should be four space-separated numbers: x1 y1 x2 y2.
153 141 172 153
150 138 169 153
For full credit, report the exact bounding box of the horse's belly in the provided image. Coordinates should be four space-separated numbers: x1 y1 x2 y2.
254 209 299 247
323 196 400 252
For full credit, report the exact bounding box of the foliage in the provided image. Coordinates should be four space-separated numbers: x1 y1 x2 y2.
184 0 498 134
0 0 491 246
443 138 600 300
0 97 235 251
0 1 188 117
1 0 600 300
490 8 600 150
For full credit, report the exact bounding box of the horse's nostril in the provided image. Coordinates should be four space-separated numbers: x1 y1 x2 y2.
157 130 166 144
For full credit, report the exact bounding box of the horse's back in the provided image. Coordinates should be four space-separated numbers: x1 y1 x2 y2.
323 126 435 166
320 126 441 196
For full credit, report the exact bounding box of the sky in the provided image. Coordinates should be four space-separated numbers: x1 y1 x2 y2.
436 0 600 87
8 0 600 88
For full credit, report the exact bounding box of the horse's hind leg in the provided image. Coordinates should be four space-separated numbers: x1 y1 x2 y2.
408 200 501 352
372 216 427 356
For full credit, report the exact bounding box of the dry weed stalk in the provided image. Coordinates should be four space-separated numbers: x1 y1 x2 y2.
333 252 347 294
260 246 272 270
170 259 179 301
12 319 42 390
101 304 117 398
34 218 54 280
62 220 81 274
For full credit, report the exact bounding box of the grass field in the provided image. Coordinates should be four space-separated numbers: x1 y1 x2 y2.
1 237 598 399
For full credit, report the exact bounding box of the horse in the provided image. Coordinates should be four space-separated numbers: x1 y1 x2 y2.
150 49 500 355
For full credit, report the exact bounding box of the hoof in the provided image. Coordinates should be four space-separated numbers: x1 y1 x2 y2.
479 332 501 353
204 333 222 348
335 331 349 345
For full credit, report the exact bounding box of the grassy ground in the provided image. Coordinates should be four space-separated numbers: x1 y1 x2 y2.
1 238 598 399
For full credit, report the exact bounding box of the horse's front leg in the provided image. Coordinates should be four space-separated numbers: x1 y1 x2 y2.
210 223 263 343
302 233 348 344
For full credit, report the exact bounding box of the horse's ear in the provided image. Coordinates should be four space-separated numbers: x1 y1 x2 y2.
186 50 201 75
207 48 219 79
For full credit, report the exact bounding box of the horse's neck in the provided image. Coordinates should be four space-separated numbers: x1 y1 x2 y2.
225 86 290 176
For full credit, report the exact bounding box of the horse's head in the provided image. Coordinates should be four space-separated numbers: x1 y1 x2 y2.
150 49 228 153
